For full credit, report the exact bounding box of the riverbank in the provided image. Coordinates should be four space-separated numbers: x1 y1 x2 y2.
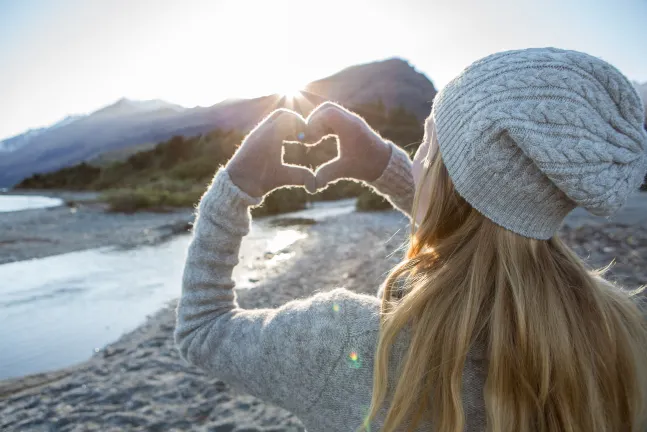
0 201 193 264
1 199 646 431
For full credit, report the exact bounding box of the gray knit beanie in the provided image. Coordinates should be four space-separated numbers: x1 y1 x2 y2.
432 47 647 239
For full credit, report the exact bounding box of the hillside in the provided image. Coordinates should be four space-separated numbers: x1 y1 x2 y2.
0 115 84 152
0 58 436 187
305 58 436 120
634 81 647 124
15 100 424 214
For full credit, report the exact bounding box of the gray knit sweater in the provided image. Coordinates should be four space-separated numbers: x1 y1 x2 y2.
175 145 488 431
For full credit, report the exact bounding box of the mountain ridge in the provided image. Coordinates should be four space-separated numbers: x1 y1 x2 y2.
0 57 437 187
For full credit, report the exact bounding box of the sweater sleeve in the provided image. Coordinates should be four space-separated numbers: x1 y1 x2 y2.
174 169 382 417
367 141 415 219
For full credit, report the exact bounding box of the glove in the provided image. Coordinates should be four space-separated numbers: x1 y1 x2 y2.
306 102 392 189
226 109 316 197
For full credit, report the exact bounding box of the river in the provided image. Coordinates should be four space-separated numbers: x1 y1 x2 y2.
0 195 63 212
0 199 355 380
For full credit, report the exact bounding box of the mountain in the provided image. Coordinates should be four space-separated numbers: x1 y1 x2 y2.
305 58 436 119
0 58 436 187
90 98 185 119
0 99 184 155
633 81 647 125
0 115 84 152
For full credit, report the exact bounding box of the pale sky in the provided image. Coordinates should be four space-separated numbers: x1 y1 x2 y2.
1 0 646 140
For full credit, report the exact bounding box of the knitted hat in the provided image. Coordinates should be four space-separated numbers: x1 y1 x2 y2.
432 47 647 239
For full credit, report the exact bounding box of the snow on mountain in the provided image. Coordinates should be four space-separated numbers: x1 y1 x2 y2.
0 115 85 153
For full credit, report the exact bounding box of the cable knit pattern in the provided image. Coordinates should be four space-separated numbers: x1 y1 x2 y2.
175 168 489 431
432 47 647 239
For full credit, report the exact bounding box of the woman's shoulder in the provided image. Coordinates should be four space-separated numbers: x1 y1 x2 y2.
284 287 382 326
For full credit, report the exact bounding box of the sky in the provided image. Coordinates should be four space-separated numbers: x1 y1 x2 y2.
1 0 646 140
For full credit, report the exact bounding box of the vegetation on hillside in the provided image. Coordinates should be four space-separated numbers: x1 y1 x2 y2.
16 100 424 214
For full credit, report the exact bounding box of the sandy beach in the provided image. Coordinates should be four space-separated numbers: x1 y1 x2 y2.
1 195 646 431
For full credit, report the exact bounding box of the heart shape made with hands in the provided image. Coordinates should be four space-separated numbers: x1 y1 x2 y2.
282 134 339 174
226 103 391 197
278 103 392 189
264 107 340 178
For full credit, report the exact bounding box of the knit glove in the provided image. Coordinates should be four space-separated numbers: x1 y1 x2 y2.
226 109 316 197
306 102 392 189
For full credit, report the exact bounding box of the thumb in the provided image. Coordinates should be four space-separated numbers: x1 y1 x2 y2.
315 159 348 190
277 164 316 193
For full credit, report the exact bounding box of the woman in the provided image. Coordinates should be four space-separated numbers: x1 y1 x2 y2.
175 48 647 431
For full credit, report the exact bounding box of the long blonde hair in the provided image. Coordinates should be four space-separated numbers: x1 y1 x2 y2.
366 151 647 431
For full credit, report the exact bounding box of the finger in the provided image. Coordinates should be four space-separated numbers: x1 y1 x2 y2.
314 159 348 189
306 102 359 139
277 164 316 193
266 109 307 144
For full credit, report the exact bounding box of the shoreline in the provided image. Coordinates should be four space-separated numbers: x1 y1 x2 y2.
1 198 647 430
0 201 194 265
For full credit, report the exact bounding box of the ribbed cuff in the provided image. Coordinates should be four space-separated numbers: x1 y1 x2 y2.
369 142 415 202
198 169 263 225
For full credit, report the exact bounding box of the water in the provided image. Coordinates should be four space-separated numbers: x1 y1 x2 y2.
0 199 355 380
0 195 63 212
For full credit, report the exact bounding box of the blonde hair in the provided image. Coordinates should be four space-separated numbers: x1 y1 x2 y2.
366 151 647 432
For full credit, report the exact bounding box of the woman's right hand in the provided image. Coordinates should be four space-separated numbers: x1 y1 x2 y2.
306 102 392 190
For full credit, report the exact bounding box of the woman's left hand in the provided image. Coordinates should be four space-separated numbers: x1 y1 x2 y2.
226 109 316 197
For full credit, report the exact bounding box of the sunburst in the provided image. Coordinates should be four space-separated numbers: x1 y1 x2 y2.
281 86 303 100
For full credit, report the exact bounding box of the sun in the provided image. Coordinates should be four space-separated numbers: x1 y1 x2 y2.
280 85 304 99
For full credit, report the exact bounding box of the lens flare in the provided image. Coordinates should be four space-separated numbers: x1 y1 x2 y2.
348 350 362 369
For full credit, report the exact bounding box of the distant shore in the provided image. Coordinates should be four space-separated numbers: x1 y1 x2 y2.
0 194 193 265
1 194 646 431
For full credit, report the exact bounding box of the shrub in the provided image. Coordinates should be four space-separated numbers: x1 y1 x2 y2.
102 186 204 213
356 189 392 211
252 188 308 217
15 163 100 190
312 180 365 201
102 189 158 212
169 159 219 181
